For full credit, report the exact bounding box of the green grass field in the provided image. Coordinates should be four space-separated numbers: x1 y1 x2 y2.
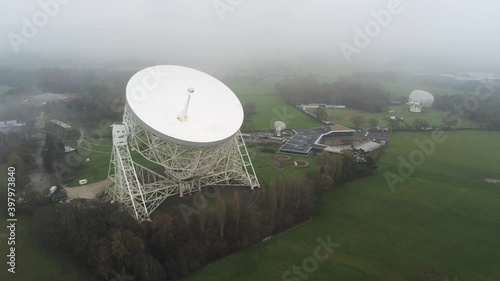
227 80 322 130
226 79 472 131
240 95 322 131
2 76 496 280
323 105 478 129
65 138 113 186
186 131 500 281
71 138 316 186
4 130 500 281
247 145 320 183
383 81 465 99
66 138 160 186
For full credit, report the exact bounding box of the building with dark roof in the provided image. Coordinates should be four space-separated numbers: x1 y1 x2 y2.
279 125 356 155
279 124 387 156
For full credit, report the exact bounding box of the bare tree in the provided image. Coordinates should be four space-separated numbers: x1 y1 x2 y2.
215 197 226 240
231 191 241 236
351 115 364 128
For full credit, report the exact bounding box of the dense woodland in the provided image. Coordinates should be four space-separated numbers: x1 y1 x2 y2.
0 68 128 125
0 128 36 190
30 150 377 281
435 93 500 129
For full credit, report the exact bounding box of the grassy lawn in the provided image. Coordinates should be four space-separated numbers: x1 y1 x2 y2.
227 80 322 131
239 95 322 131
323 105 478 129
71 137 316 187
65 138 113 186
0 163 97 281
186 131 500 281
247 145 320 184
383 81 465 100
66 138 160 186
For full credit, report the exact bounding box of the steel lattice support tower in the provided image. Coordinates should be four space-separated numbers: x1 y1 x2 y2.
108 111 259 221
106 65 260 221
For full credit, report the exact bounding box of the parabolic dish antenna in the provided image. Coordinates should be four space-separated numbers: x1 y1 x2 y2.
274 121 286 137
126 65 244 147
109 65 259 221
274 121 286 131
274 121 286 130
409 90 434 107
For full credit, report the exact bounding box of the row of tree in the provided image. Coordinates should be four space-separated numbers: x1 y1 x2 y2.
276 75 390 112
316 149 378 185
0 67 133 94
434 94 500 129
0 130 36 193
32 176 316 280
32 148 378 280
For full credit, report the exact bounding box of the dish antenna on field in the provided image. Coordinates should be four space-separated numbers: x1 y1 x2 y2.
408 90 434 113
108 65 260 221
274 121 286 137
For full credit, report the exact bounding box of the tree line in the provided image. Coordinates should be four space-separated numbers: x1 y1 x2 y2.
32 149 378 280
276 75 390 112
435 93 500 129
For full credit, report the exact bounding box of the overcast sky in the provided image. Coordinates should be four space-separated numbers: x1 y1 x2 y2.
1 0 499 72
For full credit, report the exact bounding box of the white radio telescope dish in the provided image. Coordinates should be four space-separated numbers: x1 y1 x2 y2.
408 90 434 113
109 65 259 221
126 65 244 147
274 121 286 130
274 121 286 136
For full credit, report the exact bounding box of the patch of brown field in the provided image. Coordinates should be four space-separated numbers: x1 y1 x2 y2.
275 154 291 161
64 179 112 199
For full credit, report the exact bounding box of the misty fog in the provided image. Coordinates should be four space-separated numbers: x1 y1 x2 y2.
1 0 500 72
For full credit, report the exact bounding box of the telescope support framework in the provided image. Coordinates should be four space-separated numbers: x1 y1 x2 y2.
107 122 259 221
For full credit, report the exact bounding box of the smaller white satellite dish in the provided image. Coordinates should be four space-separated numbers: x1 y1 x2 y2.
274 121 286 137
